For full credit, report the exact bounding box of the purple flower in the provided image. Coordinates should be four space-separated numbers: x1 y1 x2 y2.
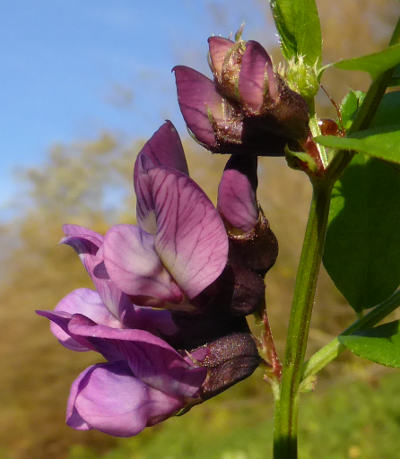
37 121 263 437
174 36 309 156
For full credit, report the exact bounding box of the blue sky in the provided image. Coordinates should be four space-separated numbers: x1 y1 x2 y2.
0 0 275 219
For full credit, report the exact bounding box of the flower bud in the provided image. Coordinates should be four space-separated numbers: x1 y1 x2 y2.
174 37 309 156
191 332 261 399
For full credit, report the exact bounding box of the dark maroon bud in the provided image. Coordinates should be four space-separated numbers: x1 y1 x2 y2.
228 212 278 276
191 332 261 399
175 36 309 157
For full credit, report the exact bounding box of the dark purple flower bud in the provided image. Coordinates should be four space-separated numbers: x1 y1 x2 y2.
216 155 278 316
174 37 309 156
191 332 261 400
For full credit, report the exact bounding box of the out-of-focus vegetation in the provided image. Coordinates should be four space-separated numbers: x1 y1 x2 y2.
1 0 400 458
69 369 400 459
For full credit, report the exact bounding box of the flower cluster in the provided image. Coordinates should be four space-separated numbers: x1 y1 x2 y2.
174 35 310 156
37 121 278 437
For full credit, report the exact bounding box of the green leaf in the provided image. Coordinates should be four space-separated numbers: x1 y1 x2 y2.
340 90 366 131
333 43 400 79
270 0 321 65
339 321 400 367
315 126 400 165
323 154 400 311
388 63 400 86
371 91 400 127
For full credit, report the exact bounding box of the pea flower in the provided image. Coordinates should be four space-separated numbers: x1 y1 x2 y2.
37 121 265 437
174 36 309 156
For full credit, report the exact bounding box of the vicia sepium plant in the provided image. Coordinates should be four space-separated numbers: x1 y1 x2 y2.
38 0 400 457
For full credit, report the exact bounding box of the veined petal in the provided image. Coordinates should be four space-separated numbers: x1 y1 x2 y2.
62 224 103 249
68 315 206 398
135 121 189 174
67 362 182 437
36 288 120 351
208 36 234 80
90 246 135 319
61 224 102 269
239 40 275 112
36 308 93 352
218 156 258 233
149 167 228 299
61 226 131 320
134 121 188 234
103 224 183 304
173 65 223 148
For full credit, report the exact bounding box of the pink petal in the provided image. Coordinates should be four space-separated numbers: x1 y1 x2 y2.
134 121 189 234
239 40 275 112
103 224 183 304
208 36 234 78
134 122 189 234
68 315 206 398
67 362 182 437
90 246 135 319
36 288 120 351
135 121 189 174
173 65 223 147
60 224 102 270
61 226 130 319
217 156 259 232
149 167 228 299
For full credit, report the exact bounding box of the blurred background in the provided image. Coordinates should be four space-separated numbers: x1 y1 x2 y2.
1 1 400 458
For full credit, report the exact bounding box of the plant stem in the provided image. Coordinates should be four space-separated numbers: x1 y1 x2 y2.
273 181 333 459
302 289 400 381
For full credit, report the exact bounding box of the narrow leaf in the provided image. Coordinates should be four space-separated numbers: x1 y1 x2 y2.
339 321 400 367
315 126 400 165
323 153 400 311
270 0 321 65
333 43 400 79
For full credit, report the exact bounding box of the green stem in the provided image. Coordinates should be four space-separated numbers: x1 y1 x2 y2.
272 17 400 459
273 181 333 459
302 289 400 381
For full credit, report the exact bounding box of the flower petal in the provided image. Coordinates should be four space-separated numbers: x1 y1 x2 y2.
149 167 228 299
61 225 131 319
68 315 206 398
134 121 188 234
90 246 136 319
103 224 183 305
173 65 223 148
135 121 189 174
217 156 259 233
239 40 275 112
36 288 120 351
208 36 234 79
67 362 182 437
61 224 103 258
